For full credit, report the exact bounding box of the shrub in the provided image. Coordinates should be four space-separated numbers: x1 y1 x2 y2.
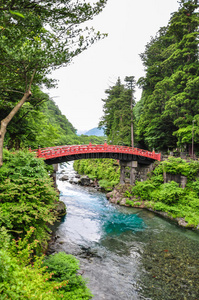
0 230 70 299
0 150 59 246
0 228 92 299
74 159 120 191
0 149 49 182
124 190 132 198
187 180 199 196
151 181 184 204
131 181 156 200
43 252 92 299
98 179 113 191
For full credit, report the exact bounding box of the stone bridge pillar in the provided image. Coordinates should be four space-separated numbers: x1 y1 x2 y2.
119 160 138 185
52 164 58 188
119 160 155 185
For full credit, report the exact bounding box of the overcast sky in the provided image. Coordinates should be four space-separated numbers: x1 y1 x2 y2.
44 0 179 133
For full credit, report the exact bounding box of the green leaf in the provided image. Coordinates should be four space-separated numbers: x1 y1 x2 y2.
9 10 25 18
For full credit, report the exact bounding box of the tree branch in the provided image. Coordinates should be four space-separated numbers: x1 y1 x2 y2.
16 98 48 124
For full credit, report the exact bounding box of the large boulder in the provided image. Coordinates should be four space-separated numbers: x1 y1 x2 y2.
55 200 66 217
79 175 91 186
60 175 69 181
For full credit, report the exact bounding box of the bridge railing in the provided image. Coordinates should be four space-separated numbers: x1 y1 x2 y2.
32 143 161 161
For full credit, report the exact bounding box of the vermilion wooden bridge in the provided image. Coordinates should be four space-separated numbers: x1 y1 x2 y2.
34 142 161 165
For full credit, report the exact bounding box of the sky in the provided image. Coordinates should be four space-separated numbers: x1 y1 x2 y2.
44 0 179 134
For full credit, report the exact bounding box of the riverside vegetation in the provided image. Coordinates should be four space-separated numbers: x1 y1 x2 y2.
74 157 199 229
0 149 92 299
0 0 198 296
73 158 120 191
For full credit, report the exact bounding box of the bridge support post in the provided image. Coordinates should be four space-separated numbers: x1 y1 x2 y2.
52 164 58 188
120 162 126 184
119 160 137 185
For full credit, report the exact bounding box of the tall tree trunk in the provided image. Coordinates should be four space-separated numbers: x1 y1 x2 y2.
131 96 134 148
0 69 36 167
0 90 32 167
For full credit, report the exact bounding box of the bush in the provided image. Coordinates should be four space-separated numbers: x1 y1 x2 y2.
131 181 156 200
0 150 59 246
0 227 92 299
130 157 199 227
0 150 93 299
74 159 120 191
0 149 49 182
43 252 92 299
98 179 114 191
151 181 184 204
0 229 74 299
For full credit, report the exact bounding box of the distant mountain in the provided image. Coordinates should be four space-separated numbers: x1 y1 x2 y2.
84 127 105 137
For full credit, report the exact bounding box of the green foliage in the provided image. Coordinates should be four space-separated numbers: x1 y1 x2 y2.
0 150 92 299
136 1 199 151
98 179 114 191
2 93 78 150
77 135 106 145
0 149 48 181
124 190 133 198
130 157 199 227
125 199 135 206
151 181 185 204
0 150 59 246
43 252 92 299
0 229 91 299
186 180 199 196
2 93 106 150
74 159 120 191
99 77 135 146
0 0 107 161
152 156 199 180
131 181 156 200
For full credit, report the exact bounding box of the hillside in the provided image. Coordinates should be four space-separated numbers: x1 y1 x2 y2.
84 127 105 137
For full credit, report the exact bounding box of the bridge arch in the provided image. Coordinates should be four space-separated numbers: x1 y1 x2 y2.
34 143 161 165
33 143 161 185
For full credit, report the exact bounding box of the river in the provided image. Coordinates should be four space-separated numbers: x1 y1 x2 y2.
49 162 199 300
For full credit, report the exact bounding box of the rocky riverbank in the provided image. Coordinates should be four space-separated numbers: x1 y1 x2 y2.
49 163 199 300
106 184 199 230
58 166 199 231
59 171 101 190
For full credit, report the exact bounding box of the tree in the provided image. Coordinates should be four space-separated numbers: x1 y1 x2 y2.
124 76 136 147
0 0 107 166
99 77 135 146
136 0 199 151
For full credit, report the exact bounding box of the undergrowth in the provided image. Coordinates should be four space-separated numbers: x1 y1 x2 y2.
0 228 92 299
74 158 120 191
125 157 199 227
0 149 92 299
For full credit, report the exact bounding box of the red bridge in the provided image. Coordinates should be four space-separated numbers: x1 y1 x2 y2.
34 143 161 165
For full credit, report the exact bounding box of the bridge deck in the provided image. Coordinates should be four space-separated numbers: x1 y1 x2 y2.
33 143 161 163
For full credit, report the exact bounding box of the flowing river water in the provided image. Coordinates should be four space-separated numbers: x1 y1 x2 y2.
49 162 199 300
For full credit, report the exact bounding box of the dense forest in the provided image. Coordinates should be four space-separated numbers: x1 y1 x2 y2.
0 149 93 298
0 0 107 166
0 1 107 298
100 0 199 153
0 0 198 297
1 93 105 150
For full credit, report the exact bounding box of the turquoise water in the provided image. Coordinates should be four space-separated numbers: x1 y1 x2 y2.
53 163 199 300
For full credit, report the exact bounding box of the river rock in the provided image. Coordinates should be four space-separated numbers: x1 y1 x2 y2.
69 177 79 184
106 189 121 204
55 200 66 216
177 218 189 228
60 175 69 181
78 175 91 186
